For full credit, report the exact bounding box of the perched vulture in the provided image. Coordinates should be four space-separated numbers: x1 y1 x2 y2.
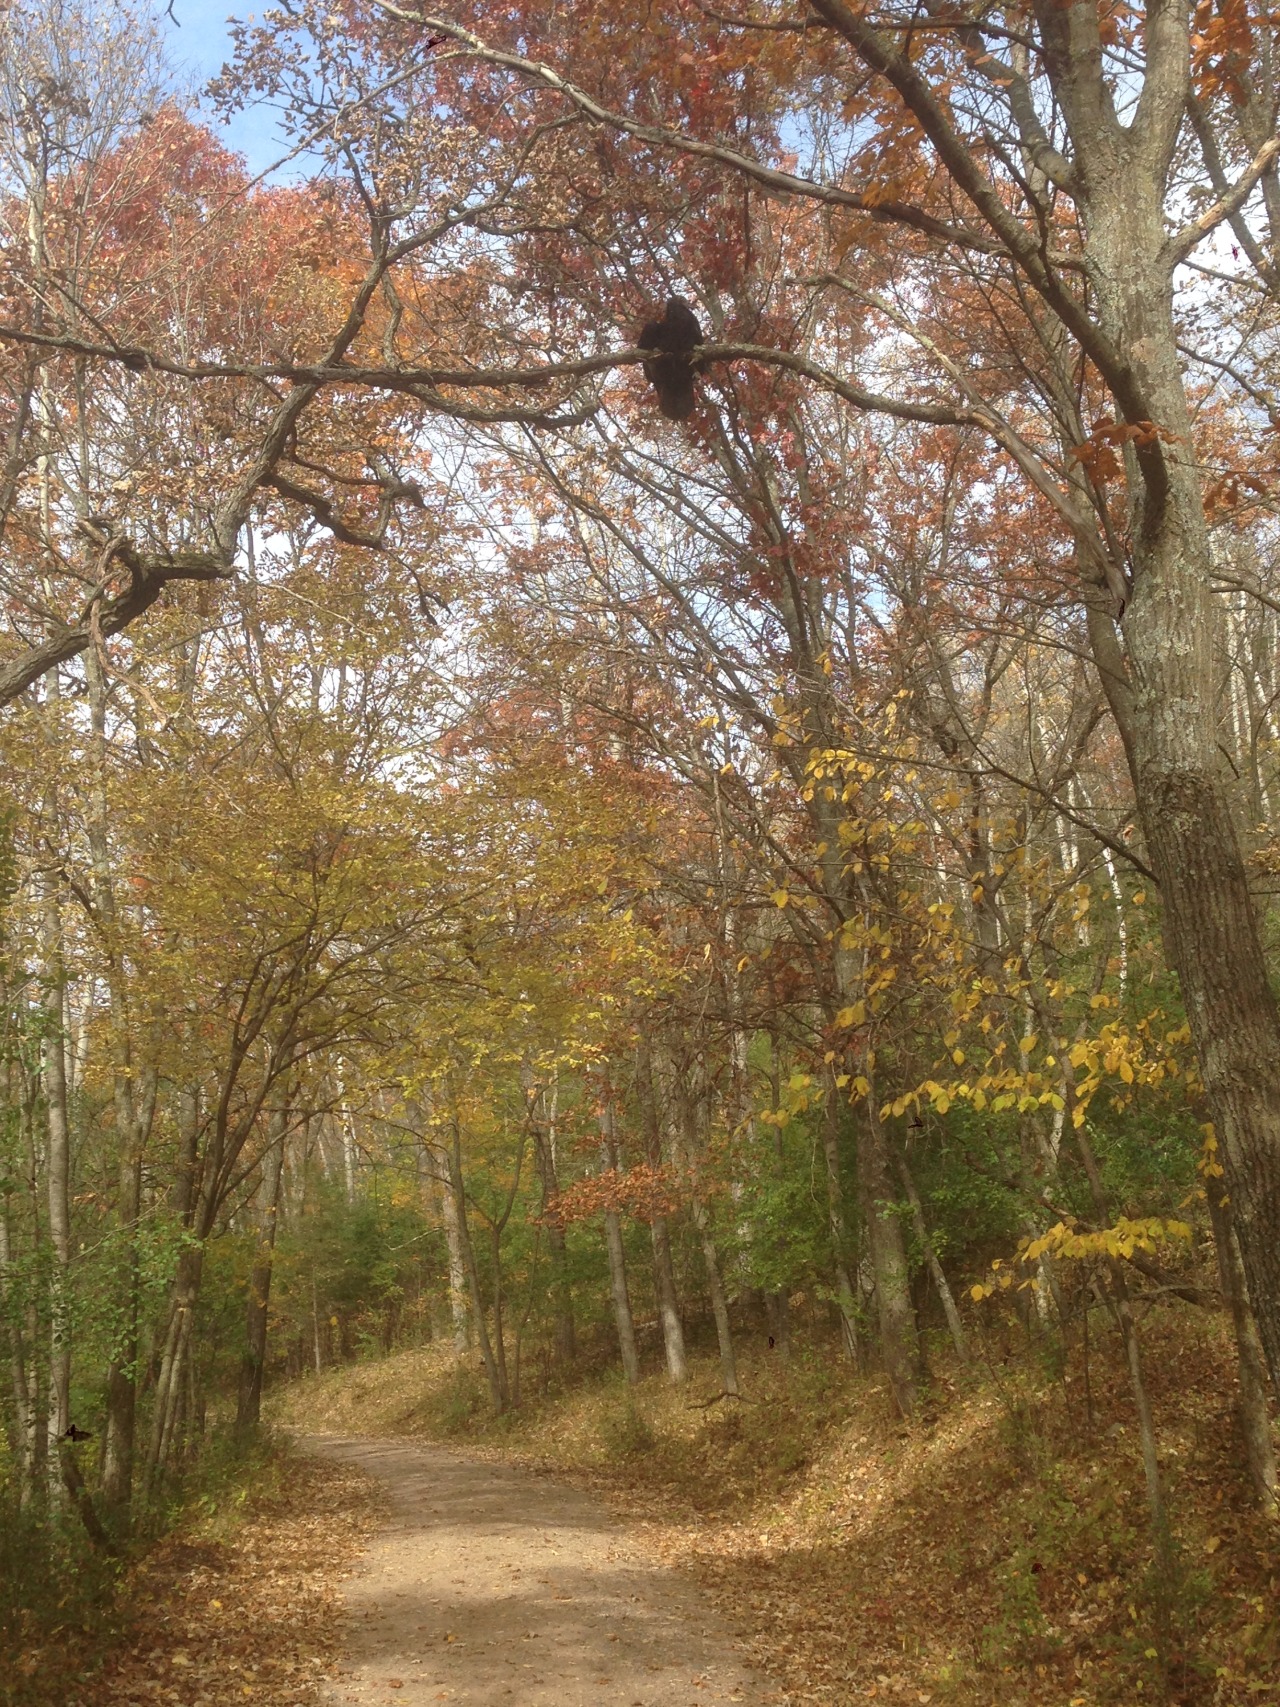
637 296 704 420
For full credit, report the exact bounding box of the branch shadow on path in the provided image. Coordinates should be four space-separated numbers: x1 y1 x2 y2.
304 1433 782 1707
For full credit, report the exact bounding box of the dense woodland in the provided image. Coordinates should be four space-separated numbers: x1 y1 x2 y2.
0 0 1279 1698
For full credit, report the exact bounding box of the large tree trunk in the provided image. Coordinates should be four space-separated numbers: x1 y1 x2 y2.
489 1219 512 1403
99 1148 142 1513
531 1090 575 1364
87 642 157 1518
449 1123 507 1411
896 1146 968 1363
545 1212 576 1364
436 1161 471 1354
692 1202 739 1397
650 1215 688 1384
820 1070 863 1364
860 1089 921 1417
1207 1183 1277 1509
1135 748 1280 1396
603 1206 641 1385
147 1242 204 1489
809 803 918 1405
235 1111 287 1434
636 1043 687 1383
41 870 71 1487
802 0 1280 1406
99 1073 156 1513
1084 186 1280 1398
0 1188 38 1500
670 1074 739 1396
600 1103 640 1385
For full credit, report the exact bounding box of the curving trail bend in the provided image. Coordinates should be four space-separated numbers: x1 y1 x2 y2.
307 1434 778 1707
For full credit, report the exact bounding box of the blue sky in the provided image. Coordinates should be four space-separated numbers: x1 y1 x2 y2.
159 2 301 176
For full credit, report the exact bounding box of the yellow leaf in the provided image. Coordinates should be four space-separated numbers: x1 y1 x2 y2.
836 1001 866 1027
772 889 789 908
1204 1535 1222 1554
1132 890 1146 905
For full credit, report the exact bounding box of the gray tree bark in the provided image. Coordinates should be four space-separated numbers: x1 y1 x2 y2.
41 868 71 1485
809 0 1280 1405
445 1117 507 1412
438 1166 472 1355
650 1215 688 1385
895 1146 968 1363
820 1071 863 1365
860 1089 922 1416
600 1102 640 1385
531 1085 575 1364
235 1109 288 1434
1207 1183 1277 1510
636 1042 687 1383
84 645 158 1516
670 1073 739 1397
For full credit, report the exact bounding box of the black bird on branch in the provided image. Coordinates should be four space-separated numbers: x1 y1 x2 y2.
61 1422 92 1442
637 296 704 420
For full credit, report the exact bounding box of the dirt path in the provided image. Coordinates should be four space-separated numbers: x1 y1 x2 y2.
306 1435 777 1707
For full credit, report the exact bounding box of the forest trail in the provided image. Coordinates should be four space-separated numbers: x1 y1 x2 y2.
306 1435 776 1707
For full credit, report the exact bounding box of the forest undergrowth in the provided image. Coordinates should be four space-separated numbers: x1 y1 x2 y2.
273 1312 1279 1707
3 1438 383 1707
